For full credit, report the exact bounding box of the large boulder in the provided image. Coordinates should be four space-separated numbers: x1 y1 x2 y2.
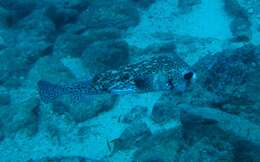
52 94 117 123
15 10 56 40
0 86 10 106
79 0 140 30
0 0 37 27
223 0 252 42
194 45 260 108
111 121 152 155
26 56 75 88
0 47 51 88
42 0 90 11
81 40 129 75
131 0 156 9
180 105 260 161
44 5 79 29
178 0 202 13
179 138 233 162
53 33 90 58
28 156 105 162
151 93 181 123
121 106 148 124
132 127 183 162
0 97 40 140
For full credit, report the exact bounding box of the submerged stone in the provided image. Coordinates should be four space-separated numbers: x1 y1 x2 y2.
44 6 79 29
177 0 202 13
179 138 233 162
131 0 156 9
79 0 140 29
194 45 259 107
223 0 252 42
111 121 152 154
0 88 10 106
151 93 181 123
28 156 106 162
0 98 40 139
132 127 182 162
0 0 37 27
53 94 117 123
81 40 129 75
53 33 90 58
122 106 148 124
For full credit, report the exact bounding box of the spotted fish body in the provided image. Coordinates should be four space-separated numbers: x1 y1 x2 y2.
38 55 194 103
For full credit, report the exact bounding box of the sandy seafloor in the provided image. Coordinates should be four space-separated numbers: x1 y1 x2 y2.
0 0 260 161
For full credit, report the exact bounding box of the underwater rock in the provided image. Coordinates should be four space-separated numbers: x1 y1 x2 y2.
28 156 106 162
44 5 79 29
180 105 260 146
0 47 38 87
62 23 87 34
0 87 10 106
0 0 37 27
224 0 248 18
141 42 177 56
26 56 75 88
131 0 156 9
0 7 10 28
179 138 233 162
0 94 10 106
230 16 252 42
81 40 129 75
151 93 181 123
53 94 117 123
223 0 252 42
0 98 40 139
121 106 148 124
53 33 90 58
0 33 52 87
233 140 260 162
194 45 259 109
15 10 56 40
0 34 6 50
111 121 152 154
177 0 201 13
54 28 123 58
82 28 123 42
132 127 182 162
42 0 90 11
180 104 260 161
79 0 140 30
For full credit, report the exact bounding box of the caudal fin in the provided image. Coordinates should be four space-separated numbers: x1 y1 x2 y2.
37 80 64 103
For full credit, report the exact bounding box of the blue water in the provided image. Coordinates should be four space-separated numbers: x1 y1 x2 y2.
0 0 260 161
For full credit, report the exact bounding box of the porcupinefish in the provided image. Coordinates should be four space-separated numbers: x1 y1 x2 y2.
37 55 195 103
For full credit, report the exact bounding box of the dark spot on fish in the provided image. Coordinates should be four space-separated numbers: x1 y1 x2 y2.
134 76 150 90
167 78 174 90
121 73 130 80
184 71 194 80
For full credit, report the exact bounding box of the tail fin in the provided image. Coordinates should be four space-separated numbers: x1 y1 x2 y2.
37 80 65 103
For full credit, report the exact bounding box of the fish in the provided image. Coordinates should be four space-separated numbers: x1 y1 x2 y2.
37 55 196 103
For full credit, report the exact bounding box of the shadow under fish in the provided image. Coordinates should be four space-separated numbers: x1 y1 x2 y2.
37 55 196 104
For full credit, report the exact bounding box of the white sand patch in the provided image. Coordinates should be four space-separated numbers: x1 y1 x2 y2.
125 0 232 48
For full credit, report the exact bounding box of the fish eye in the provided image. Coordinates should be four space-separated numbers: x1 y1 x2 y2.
183 71 194 80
